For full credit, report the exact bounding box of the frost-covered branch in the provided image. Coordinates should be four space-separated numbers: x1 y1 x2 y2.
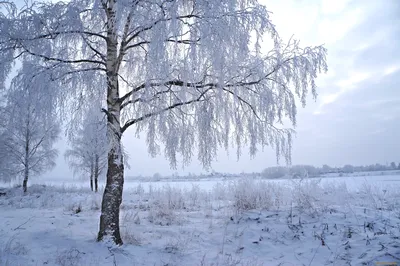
121 87 212 133
20 45 105 66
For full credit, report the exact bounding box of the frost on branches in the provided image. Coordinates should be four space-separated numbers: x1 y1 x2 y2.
0 61 60 192
65 106 108 192
0 0 327 245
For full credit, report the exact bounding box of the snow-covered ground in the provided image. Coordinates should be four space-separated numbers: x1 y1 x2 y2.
1 176 400 265
12 173 400 193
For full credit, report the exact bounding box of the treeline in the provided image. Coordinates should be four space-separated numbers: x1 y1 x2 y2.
261 162 400 179
130 162 400 181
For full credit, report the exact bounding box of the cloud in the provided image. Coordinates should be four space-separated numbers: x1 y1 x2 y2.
337 72 370 89
311 0 400 115
320 0 352 15
291 0 400 166
296 65 400 161
317 8 363 44
383 65 400 77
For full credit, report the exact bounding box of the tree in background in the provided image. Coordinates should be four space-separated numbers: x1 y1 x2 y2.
322 164 332 173
342 164 354 173
390 162 396 170
261 166 288 179
0 99 14 181
289 165 319 178
65 108 108 192
0 0 327 244
0 62 60 192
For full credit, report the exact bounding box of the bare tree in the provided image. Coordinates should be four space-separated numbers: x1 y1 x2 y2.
65 108 108 192
0 0 327 244
0 62 60 192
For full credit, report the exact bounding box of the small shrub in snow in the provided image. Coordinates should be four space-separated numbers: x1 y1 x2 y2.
88 194 101 210
291 178 325 216
120 226 141 245
164 231 193 254
232 178 281 212
65 202 83 214
146 185 188 225
212 182 229 200
89 199 100 211
162 185 185 210
188 183 201 208
359 180 392 210
121 209 140 225
148 205 180 226
133 183 145 196
148 184 185 210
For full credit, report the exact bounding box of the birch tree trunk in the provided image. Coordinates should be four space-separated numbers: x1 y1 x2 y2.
97 0 124 245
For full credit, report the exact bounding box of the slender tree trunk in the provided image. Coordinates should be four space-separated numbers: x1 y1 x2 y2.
23 166 29 193
94 176 98 193
98 0 124 245
90 160 94 192
23 121 30 193
94 154 99 193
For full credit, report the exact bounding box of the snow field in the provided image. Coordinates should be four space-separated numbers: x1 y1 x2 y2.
1 177 400 265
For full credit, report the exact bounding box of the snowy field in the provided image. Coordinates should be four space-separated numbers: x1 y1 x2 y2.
6 173 400 193
1 175 400 266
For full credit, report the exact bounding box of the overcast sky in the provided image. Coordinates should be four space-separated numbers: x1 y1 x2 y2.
40 0 400 178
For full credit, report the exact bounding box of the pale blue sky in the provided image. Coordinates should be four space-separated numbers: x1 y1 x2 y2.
12 0 400 178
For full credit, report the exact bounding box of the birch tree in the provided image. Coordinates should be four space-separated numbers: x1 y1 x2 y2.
0 95 14 182
65 108 108 192
0 62 60 192
0 0 328 244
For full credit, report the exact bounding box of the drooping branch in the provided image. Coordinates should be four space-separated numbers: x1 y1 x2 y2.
120 88 173 110
118 78 208 104
20 45 106 66
13 30 107 42
121 87 212 133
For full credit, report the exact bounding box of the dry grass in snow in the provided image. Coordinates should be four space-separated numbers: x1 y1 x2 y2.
0 177 400 265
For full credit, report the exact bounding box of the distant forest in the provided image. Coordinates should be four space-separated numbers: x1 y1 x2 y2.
128 162 400 181
260 162 400 179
